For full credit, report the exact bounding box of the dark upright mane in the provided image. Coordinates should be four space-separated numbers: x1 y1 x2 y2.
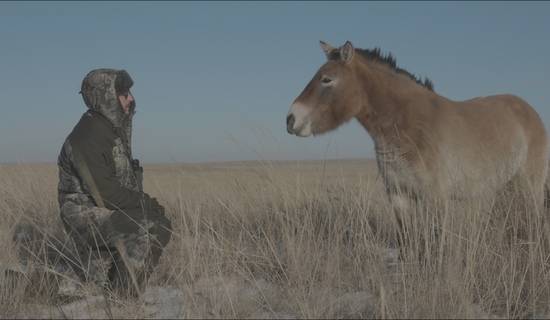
344 46 435 91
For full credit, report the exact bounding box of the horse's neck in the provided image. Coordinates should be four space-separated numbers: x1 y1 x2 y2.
355 64 432 152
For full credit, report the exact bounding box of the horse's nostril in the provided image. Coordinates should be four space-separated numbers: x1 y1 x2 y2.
286 114 295 133
286 114 294 125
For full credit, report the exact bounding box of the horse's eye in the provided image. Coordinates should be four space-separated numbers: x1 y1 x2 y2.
321 76 332 84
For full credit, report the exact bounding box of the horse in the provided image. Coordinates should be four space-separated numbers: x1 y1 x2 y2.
286 40 549 252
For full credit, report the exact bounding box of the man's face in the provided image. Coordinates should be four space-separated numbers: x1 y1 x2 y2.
118 91 134 116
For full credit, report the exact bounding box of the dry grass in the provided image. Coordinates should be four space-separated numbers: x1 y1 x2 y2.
2 159 550 318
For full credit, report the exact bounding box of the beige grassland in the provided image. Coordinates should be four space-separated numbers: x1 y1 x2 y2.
1 159 550 318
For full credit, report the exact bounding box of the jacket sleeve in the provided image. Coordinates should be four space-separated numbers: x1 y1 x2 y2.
71 135 153 212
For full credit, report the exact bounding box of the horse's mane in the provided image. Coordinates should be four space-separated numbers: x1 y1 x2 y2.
348 46 435 91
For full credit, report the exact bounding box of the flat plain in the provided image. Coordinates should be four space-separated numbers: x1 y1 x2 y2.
1 158 550 318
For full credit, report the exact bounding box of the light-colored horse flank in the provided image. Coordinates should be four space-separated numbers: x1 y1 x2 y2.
287 40 549 246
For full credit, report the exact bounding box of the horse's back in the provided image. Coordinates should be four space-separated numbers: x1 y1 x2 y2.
429 94 548 199
468 94 548 157
440 94 547 149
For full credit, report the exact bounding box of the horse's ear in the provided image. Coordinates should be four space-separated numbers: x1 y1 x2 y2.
320 41 337 59
340 41 355 65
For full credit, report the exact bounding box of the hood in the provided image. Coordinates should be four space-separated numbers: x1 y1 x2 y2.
80 68 136 128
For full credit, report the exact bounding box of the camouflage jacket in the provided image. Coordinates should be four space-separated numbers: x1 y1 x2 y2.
58 69 154 240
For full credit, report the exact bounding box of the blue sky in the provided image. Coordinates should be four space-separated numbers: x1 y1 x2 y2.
1 1 549 164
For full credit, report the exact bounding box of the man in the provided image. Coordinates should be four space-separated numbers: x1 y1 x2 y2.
57 69 172 298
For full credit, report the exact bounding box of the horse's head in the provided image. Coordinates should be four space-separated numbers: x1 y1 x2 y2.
286 41 364 137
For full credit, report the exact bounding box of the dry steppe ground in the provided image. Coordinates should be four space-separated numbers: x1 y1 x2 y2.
1 158 550 318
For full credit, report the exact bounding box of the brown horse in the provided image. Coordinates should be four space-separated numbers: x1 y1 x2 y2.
286 41 549 247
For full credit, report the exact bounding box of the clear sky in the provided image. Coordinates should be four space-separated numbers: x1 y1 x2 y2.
1 1 549 164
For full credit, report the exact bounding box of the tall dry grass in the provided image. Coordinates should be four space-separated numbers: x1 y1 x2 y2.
1 158 550 318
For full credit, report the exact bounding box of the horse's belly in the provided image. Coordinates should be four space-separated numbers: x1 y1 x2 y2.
443 170 503 199
439 150 524 200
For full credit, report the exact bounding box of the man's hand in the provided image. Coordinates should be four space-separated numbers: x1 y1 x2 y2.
150 197 166 216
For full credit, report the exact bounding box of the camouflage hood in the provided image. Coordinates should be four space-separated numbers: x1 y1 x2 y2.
80 69 136 128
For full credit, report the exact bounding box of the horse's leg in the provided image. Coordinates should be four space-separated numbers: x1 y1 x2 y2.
388 190 426 261
389 192 411 248
545 161 550 209
504 159 549 315
514 159 548 240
